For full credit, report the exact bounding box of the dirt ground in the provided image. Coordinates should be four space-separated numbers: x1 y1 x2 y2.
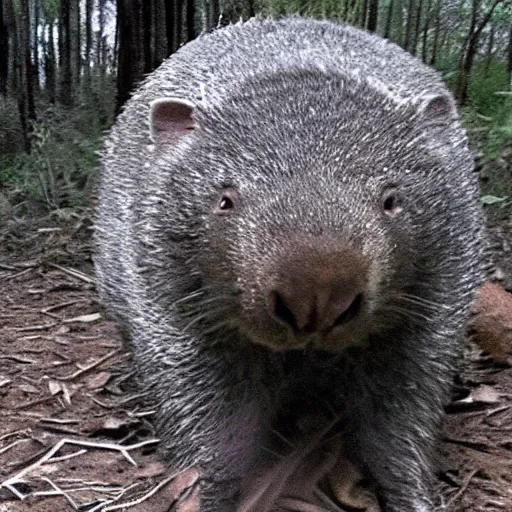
1 214 512 512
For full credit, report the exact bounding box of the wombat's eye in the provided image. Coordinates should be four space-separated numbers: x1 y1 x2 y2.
381 187 403 217
214 187 237 215
219 197 233 210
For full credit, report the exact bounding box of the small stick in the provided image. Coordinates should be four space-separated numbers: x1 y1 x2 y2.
14 322 59 333
45 449 88 463
445 468 479 509
0 439 30 456
41 477 79 510
57 348 122 381
0 438 160 498
103 472 195 511
46 262 95 284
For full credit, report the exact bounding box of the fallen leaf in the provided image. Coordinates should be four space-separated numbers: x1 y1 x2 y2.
0 377 12 387
48 380 62 395
18 384 39 394
86 371 112 390
63 312 102 323
457 385 501 405
134 462 166 479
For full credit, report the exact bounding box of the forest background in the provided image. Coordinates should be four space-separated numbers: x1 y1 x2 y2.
0 0 511 228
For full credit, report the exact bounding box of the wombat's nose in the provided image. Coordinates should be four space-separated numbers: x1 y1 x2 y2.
267 251 366 334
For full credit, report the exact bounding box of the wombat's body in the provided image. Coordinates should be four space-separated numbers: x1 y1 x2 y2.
95 17 486 512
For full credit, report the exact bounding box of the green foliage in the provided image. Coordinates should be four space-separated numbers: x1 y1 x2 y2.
42 0 60 20
463 90 512 220
0 81 115 218
468 61 510 117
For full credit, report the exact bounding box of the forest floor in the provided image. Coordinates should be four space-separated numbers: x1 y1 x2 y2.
0 211 512 512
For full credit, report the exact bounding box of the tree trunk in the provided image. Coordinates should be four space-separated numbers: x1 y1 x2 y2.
410 0 423 55
367 0 378 32
403 0 415 51
154 0 167 64
384 0 394 39
456 0 503 105
6 0 16 94
421 0 432 62
116 0 144 112
71 0 81 90
508 24 512 90
143 0 153 73
483 21 495 77
45 19 56 103
429 0 441 65
212 0 220 27
175 0 184 49
0 0 9 97
359 0 368 28
59 0 72 106
84 0 92 89
165 0 175 54
32 0 40 92
18 0 36 151
186 0 195 41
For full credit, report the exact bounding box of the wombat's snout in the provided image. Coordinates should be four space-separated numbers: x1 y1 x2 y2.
266 248 367 336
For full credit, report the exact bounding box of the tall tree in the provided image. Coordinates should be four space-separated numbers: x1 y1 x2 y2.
116 0 144 111
429 0 442 65
154 0 168 65
0 0 9 96
360 0 369 27
421 0 433 62
384 0 395 39
455 0 505 104
84 0 93 89
187 0 196 41
367 0 379 31
403 0 415 50
175 0 184 49
484 20 495 75
143 0 153 73
31 0 40 91
59 0 72 106
45 18 56 103
165 0 175 54
18 0 36 151
411 0 423 55
507 23 512 89
97 0 110 88
70 0 80 90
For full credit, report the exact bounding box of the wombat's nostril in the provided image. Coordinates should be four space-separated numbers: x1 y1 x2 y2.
267 290 299 331
334 293 363 326
267 283 363 335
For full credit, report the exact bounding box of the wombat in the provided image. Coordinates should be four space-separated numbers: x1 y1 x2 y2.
95 16 487 512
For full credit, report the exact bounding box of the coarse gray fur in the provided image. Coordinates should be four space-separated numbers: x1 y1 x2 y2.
95 16 487 512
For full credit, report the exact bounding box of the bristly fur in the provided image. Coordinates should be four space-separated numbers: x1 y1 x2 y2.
95 17 487 512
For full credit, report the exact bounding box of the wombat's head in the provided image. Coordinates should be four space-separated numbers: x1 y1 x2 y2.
146 69 472 353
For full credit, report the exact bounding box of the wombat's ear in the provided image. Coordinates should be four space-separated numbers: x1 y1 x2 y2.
149 98 195 146
416 93 458 127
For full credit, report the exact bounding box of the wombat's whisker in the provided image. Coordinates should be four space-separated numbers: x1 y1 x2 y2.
382 305 434 324
397 293 447 311
182 310 226 333
269 428 297 449
312 487 348 512
172 289 208 305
